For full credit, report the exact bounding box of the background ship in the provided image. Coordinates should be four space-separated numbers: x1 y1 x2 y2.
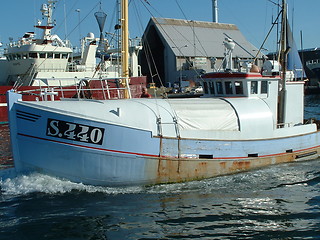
301 48 320 87
0 0 146 122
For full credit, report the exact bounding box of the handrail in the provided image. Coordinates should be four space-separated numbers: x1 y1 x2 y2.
15 77 135 101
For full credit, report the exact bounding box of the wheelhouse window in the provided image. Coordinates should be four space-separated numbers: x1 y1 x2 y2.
62 53 68 59
235 81 243 94
39 53 46 58
225 81 233 94
203 82 209 94
47 53 53 59
216 82 223 94
250 81 258 94
54 53 61 59
29 52 38 59
209 81 215 94
261 81 268 94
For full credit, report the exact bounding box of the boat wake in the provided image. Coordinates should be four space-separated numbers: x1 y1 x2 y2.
1 159 319 198
0 170 144 197
0 168 273 197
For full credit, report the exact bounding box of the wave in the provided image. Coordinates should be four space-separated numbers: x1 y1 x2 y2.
0 171 144 197
1 159 319 198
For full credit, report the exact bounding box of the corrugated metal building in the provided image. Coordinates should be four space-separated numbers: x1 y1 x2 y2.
140 17 264 87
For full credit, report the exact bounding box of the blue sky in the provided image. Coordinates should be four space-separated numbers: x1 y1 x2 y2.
0 0 319 53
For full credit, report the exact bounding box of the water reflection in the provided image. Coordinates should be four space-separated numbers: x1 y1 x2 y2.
305 95 320 120
0 159 320 240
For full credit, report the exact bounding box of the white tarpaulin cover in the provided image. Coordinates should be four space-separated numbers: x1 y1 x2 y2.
168 98 239 131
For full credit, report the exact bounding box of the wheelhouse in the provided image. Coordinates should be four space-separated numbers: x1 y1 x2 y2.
200 72 279 98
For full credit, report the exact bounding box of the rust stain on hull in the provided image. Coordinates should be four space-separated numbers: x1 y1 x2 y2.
153 147 320 184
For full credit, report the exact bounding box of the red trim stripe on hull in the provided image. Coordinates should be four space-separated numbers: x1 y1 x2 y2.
18 132 320 160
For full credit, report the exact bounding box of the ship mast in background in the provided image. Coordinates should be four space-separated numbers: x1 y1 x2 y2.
212 0 218 23
37 0 58 39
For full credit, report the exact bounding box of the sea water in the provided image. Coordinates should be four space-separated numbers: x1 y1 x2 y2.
0 95 320 240
0 161 320 239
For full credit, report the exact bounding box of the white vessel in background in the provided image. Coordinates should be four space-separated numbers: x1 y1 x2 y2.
0 54 8 86
306 59 320 86
0 0 146 122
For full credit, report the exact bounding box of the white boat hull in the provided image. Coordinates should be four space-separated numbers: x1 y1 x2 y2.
8 92 320 186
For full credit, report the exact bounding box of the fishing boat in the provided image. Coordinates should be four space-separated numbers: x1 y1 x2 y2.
7 0 320 186
0 0 146 123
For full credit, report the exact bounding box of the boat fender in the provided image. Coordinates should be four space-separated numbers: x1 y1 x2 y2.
250 64 260 73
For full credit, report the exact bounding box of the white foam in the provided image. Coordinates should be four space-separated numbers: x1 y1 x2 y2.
0 172 144 196
2 160 317 197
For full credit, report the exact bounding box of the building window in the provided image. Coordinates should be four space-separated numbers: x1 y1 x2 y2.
250 81 258 94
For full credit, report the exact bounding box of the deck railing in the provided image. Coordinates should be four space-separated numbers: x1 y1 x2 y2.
15 77 144 101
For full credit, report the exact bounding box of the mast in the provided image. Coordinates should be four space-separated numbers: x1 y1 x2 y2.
121 0 131 98
278 0 288 126
37 0 57 39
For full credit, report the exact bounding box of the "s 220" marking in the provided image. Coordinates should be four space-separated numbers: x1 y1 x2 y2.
46 118 104 145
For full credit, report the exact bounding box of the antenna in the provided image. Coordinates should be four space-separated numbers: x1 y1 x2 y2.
75 9 81 45
36 0 57 39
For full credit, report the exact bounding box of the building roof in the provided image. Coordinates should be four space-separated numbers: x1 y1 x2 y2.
148 17 263 59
